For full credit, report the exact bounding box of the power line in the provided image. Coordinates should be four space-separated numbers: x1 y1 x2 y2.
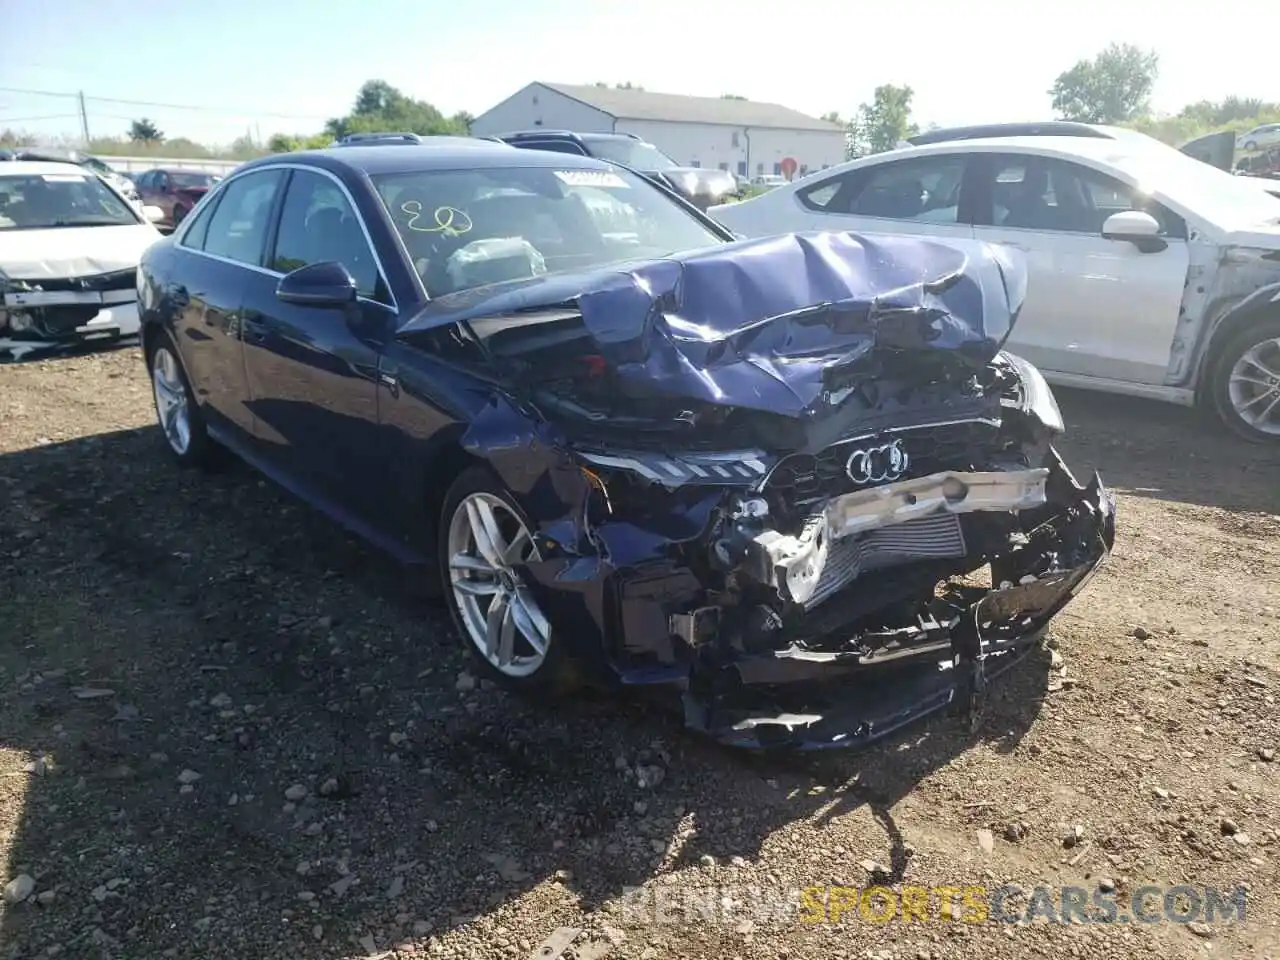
0 114 82 123
0 85 330 121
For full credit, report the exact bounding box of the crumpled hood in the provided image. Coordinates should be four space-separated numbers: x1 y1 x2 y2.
0 223 160 280
398 231 1026 417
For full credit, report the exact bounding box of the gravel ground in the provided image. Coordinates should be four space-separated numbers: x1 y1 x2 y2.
1 344 1278 960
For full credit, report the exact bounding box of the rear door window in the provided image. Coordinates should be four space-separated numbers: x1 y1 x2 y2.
799 155 967 223
200 170 285 266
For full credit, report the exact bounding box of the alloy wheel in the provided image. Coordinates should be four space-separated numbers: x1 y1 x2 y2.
446 491 552 678
1227 336 1280 437
152 346 192 455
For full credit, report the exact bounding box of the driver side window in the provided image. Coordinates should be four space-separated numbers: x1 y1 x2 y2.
270 169 381 300
988 156 1186 238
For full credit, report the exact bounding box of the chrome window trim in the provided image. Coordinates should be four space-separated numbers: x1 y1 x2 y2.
174 161 398 310
361 170 429 303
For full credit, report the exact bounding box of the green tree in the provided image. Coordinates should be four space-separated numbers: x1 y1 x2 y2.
128 118 164 144
850 84 917 156
324 79 465 140
0 129 37 147
820 111 844 124
722 94 747 100
1050 43 1159 124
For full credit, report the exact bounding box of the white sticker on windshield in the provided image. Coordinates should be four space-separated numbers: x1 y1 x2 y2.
41 173 87 182
553 170 629 189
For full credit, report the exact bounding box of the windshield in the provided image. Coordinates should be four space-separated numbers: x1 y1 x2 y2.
0 171 140 230
1105 144 1280 226
171 171 220 188
582 139 679 172
372 164 724 297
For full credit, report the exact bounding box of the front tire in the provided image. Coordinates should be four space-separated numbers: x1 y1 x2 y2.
148 331 219 467
439 466 578 694
1207 317 1280 442
1244 140 1258 151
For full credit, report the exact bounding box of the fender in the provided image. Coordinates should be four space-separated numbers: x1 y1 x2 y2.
1193 280 1280 401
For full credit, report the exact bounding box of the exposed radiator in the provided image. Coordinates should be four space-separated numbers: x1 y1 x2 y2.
805 513 967 610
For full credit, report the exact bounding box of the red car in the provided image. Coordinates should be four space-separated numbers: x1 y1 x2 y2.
133 168 222 230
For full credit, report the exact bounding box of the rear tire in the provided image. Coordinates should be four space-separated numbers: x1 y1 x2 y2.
439 466 580 696
1244 140 1258 151
1207 317 1280 443
146 330 220 468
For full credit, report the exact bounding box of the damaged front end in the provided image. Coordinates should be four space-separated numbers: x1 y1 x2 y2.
1 268 139 361
408 231 1116 750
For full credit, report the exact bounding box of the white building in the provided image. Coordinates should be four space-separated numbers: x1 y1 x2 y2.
470 82 847 179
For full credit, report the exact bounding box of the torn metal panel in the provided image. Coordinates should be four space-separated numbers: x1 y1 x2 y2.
1170 234 1280 384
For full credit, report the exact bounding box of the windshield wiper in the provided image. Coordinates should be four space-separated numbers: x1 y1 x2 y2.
45 219 125 228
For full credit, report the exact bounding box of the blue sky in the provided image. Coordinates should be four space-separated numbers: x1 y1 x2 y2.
2 0 1275 147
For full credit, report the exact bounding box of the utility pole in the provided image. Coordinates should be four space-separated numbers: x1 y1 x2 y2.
77 91 90 145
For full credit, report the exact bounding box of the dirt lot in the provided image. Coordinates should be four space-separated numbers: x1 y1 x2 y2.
1 345 1278 960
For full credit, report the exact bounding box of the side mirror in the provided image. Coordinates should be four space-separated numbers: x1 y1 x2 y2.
1101 210 1167 252
142 204 165 223
275 261 358 308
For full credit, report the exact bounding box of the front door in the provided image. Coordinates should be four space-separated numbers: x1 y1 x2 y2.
968 153 1189 384
241 167 395 527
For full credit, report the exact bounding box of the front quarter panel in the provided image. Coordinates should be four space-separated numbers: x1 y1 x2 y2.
376 338 510 553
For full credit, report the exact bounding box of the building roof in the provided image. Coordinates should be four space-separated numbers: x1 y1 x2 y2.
541 83 843 133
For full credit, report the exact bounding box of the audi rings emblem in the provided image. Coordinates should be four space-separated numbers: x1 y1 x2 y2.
846 440 910 485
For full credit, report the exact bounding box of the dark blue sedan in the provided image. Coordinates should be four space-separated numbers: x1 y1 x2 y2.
136 139 1114 749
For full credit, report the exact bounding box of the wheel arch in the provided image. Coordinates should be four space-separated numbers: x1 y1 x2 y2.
1195 282 1280 404
418 431 487 561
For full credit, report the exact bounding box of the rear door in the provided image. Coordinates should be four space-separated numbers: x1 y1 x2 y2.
788 152 979 243
167 168 286 438
968 153 1189 383
241 166 395 526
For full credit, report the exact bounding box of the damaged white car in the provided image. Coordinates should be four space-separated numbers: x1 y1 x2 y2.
1 160 164 360
712 137 1280 442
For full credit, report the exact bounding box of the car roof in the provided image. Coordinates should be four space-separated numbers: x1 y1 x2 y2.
238 141 620 177
877 135 1159 162
907 121 1115 145
0 159 99 177
500 130 642 142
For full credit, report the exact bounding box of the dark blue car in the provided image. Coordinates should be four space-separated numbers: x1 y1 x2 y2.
136 140 1115 749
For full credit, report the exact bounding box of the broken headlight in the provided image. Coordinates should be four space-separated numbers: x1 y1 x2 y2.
1002 352 1064 435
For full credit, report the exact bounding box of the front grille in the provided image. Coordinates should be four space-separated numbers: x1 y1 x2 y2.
36 305 101 336
13 268 135 294
805 513 967 610
765 418 1003 510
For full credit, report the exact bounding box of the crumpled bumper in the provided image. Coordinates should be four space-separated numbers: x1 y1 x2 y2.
686 456 1115 750
517 445 1115 751
0 301 140 362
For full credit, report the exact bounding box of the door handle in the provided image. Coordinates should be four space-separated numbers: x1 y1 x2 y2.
240 310 269 343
